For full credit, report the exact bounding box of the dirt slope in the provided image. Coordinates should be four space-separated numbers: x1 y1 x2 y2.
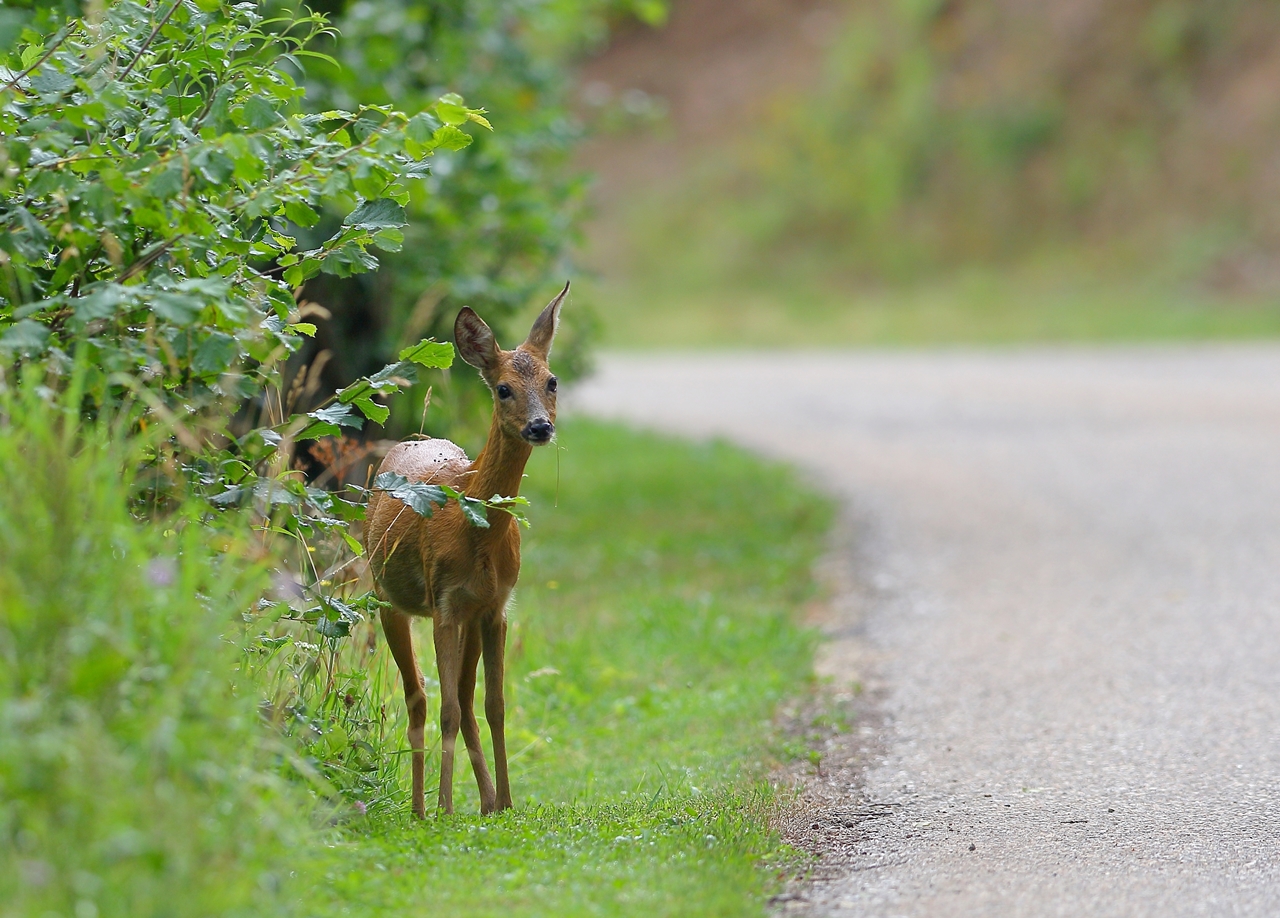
578 0 1280 283
575 0 841 219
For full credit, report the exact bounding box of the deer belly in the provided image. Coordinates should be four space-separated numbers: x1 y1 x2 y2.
372 543 432 616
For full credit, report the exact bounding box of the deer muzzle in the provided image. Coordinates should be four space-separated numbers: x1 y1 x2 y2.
522 419 554 444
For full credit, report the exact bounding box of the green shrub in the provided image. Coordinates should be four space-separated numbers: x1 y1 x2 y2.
0 0 479 419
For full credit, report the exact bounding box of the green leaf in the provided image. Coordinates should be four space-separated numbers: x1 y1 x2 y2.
19 43 43 69
192 332 237 376
0 320 51 356
434 93 469 126
147 165 185 199
341 530 365 556
284 200 320 228
209 487 245 507
193 150 235 184
398 339 454 369
432 125 472 151
343 199 406 229
150 292 203 325
373 471 447 518
296 419 340 439
166 95 203 119
405 112 438 143
241 95 283 130
316 614 352 639
74 285 129 323
323 403 362 428
307 402 362 432
30 68 75 96
283 256 322 288
353 395 389 425
373 227 404 252
457 498 490 529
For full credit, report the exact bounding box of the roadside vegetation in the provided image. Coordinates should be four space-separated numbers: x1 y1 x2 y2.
596 240 1280 348
0 401 830 916
0 1 835 915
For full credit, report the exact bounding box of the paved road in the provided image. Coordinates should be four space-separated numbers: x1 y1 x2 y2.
569 348 1280 917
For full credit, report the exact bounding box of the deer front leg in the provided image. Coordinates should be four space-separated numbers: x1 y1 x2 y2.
458 622 498 813
433 616 463 815
481 613 512 811
380 607 428 819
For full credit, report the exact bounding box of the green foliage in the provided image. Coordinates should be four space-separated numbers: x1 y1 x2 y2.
296 0 668 409
363 471 530 528
0 3 838 913
0 1 472 410
0 383 829 913
0 0 513 577
594 240 1280 348
0 382 311 918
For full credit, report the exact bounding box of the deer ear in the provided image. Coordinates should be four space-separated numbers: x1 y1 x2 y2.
523 281 569 360
455 307 499 373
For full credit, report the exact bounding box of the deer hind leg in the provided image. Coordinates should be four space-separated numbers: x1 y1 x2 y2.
380 607 429 819
457 623 498 813
432 615 463 815
481 613 512 811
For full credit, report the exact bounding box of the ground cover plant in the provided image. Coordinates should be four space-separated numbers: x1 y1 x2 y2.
594 239 1280 348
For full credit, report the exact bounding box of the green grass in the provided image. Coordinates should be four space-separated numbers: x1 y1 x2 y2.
591 244 1280 349
309 419 831 915
0 387 305 918
1 401 832 917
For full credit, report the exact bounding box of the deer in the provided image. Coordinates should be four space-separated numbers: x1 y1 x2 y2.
363 283 568 817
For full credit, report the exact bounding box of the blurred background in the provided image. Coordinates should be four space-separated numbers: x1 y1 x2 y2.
7 0 1280 420
578 0 1280 348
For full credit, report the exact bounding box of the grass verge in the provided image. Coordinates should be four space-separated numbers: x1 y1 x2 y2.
1 404 832 916
592 248 1280 349
311 418 831 915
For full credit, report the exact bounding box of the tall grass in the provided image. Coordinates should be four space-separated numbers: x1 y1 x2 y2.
0 383 311 918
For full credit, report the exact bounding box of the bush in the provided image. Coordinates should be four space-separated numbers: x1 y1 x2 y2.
0 0 474 420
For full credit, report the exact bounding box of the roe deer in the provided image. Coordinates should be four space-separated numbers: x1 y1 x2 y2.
364 283 567 817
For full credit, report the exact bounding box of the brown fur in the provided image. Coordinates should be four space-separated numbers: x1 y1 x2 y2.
364 283 567 816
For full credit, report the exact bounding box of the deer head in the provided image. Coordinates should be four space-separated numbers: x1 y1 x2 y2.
454 282 568 446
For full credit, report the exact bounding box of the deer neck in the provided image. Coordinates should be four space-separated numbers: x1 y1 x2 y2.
466 413 532 515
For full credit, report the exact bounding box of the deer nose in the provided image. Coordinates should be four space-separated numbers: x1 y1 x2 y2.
522 418 554 444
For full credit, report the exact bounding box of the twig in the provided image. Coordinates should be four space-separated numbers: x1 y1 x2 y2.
0 28 70 94
116 0 184 84
115 236 181 282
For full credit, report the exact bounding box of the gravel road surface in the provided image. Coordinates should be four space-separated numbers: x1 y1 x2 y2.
569 347 1280 917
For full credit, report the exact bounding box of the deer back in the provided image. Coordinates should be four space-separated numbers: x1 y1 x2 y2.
365 438 473 617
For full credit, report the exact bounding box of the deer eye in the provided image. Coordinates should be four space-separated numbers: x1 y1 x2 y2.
547 377 558 393
496 384 513 399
